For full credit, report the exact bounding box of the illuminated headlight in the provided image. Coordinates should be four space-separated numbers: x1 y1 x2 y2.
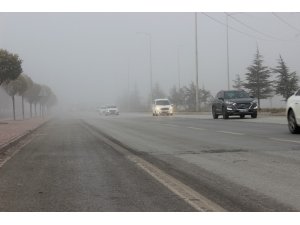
251 100 258 109
227 107 233 111
169 106 173 113
155 106 161 112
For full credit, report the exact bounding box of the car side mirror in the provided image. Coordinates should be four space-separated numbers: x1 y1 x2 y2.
249 95 254 98
218 97 224 101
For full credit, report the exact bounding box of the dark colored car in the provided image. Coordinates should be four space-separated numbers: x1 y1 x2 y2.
211 90 258 119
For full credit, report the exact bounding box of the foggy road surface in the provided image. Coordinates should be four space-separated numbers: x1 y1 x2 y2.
0 112 299 211
0 118 196 211
81 112 300 211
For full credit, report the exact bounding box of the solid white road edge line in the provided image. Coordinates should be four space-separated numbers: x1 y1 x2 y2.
0 137 34 168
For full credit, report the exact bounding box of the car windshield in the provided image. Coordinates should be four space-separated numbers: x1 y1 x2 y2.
156 100 170 105
224 91 250 99
108 105 116 108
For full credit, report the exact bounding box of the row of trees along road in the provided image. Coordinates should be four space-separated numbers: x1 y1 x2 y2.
168 82 213 111
233 48 299 109
117 82 213 112
117 48 298 112
0 49 57 120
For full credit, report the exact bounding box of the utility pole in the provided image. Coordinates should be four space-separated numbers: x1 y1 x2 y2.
226 14 230 90
195 12 200 112
225 12 242 90
127 60 130 112
137 32 153 102
177 46 181 89
149 33 153 102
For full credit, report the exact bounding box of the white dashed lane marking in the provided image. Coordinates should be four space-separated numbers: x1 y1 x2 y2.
187 127 207 131
269 138 300 144
216 131 245 136
162 124 180 128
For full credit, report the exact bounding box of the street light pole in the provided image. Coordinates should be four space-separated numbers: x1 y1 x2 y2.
226 14 230 90
177 46 181 89
225 12 242 90
149 33 153 102
127 59 130 112
137 32 153 102
195 12 200 112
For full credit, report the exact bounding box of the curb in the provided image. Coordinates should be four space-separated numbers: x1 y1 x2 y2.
0 118 53 155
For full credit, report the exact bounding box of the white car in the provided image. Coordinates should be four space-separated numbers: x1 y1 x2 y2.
286 89 300 133
104 105 119 116
152 99 173 116
98 106 107 115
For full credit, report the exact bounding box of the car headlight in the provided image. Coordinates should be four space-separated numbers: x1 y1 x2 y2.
225 101 236 105
155 106 160 111
251 100 258 109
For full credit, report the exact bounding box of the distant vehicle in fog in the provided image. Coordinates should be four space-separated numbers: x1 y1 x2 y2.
211 90 258 119
286 89 300 133
104 105 119 116
97 106 108 115
152 99 173 116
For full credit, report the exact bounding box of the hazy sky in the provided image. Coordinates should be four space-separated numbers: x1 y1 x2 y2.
1 12 300 107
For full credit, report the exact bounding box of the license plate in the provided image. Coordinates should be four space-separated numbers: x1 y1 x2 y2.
239 109 248 112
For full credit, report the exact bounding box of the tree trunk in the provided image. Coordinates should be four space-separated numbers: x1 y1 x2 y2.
12 95 16 120
22 96 25 120
35 104 37 117
30 103 32 118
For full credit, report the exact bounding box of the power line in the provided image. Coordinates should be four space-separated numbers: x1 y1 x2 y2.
201 13 271 42
225 13 290 42
272 12 300 34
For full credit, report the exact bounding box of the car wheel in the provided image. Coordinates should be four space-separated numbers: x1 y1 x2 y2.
170 113 173 116
251 113 257 118
212 107 218 119
222 107 229 119
288 110 300 134
240 115 245 119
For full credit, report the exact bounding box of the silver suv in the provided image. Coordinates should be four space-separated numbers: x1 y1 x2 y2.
152 99 173 116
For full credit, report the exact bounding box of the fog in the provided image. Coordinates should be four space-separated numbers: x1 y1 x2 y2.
1 12 300 109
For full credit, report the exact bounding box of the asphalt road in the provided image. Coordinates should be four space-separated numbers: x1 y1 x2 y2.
0 112 299 211
81 112 300 211
0 117 195 211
